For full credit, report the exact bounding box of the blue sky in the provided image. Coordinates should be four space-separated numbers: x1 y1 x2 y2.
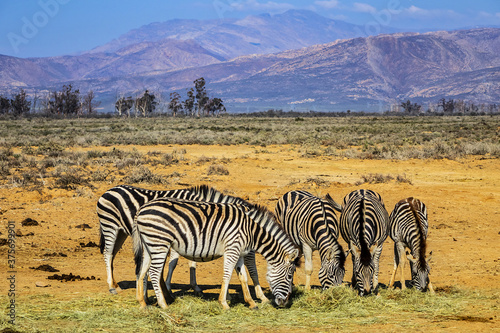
1 0 499 58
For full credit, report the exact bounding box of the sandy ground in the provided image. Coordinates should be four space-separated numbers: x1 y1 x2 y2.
1 144 499 328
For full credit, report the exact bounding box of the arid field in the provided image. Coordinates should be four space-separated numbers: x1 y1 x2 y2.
0 115 499 332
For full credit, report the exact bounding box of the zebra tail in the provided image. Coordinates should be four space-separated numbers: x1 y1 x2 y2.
359 197 371 265
132 223 143 277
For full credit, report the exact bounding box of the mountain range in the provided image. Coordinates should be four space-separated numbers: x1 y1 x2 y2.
0 10 498 112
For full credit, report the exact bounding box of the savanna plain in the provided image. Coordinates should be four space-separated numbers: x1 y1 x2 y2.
0 115 499 332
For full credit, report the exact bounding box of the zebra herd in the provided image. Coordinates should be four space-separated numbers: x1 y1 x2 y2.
97 184 434 310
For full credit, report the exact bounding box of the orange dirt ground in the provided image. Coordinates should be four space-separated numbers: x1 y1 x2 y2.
1 144 499 329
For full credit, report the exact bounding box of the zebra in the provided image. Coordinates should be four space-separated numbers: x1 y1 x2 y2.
97 184 267 303
340 189 389 296
275 190 347 290
133 198 300 310
388 197 434 292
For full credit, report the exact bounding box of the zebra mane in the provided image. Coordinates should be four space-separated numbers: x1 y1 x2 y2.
358 196 371 266
407 197 427 267
246 205 293 243
187 184 252 207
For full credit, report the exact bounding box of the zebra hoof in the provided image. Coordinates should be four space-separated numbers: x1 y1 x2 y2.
109 288 118 295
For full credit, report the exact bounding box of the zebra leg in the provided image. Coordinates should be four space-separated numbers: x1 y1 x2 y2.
136 249 151 309
149 250 171 309
303 245 313 290
244 250 269 303
373 244 384 295
165 249 179 294
388 243 400 289
219 250 241 310
104 229 128 294
235 256 258 309
189 260 204 296
397 243 407 290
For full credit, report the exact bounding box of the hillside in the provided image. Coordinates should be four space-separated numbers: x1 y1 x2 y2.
0 10 498 111
53 28 499 111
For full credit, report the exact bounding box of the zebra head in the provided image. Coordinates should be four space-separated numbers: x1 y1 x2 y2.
266 248 300 308
407 251 432 291
351 243 377 296
318 246 347 289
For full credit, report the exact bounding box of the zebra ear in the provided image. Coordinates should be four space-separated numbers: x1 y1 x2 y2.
286 248 300 262
406 251 417 263
326 247 335 261
344 249 351 259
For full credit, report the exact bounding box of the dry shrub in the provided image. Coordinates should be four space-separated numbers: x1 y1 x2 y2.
357 173 394 185
207 164 229 176
123 166 169 185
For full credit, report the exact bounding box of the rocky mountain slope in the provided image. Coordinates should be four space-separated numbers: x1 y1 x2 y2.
0 9 498 111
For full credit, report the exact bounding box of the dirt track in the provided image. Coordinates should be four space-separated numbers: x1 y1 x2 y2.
1 144 499 327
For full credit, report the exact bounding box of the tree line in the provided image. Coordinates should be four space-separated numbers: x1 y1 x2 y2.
115 77 226 117
392 98 499 115
0 85 99 116
1 83 498 117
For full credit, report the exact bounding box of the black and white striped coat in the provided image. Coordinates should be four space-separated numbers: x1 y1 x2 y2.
389 197 434 292
133 198 300 309
340 189 389 296
96 184 265 301
275 190 346 290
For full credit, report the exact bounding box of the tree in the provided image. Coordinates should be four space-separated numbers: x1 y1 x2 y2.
115 96 134 117
135 90 157 116
81 90 101 115
11 89 31 116
168 92 183 117
184 88 195 116
48 84 80 115
400 100 422 114
0 95 11 114
439 98 454 114
204 97 226 116
194 77 208 116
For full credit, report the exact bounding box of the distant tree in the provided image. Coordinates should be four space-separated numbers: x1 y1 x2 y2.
0 95 11 114
204 97 226 116
194 77 208 116
400 99 422 114
168 92 183 117
115 96 134 117
135 90 157 116
184 88 195 116
81 90 101 115
11 89 31 116
48 84 80 115
439 98 455 114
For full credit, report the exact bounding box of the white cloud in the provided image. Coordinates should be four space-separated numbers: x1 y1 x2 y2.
352 2 376 14
402 5 460 19
314 0 340 9
230 0 295 12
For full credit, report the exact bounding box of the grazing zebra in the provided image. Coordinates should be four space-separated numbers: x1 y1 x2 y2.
340 189 389 296
133 198 300 310
275 190 346 290
388 197 434 292
97 184 267 303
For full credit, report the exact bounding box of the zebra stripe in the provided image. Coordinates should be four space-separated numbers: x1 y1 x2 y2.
275 190 346 290
96 184 266 301
388 197 434 292
340 189 389 296
133 199 300 309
